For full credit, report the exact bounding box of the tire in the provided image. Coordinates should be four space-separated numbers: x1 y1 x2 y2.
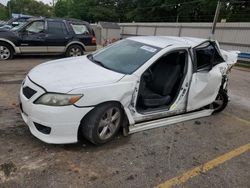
212 89 228 113
66 44 84 57
0 42 14 60
81 102 124 145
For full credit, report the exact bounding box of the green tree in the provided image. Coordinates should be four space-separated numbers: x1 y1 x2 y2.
7 0 53 17
0 5 8 20
54 0 69 17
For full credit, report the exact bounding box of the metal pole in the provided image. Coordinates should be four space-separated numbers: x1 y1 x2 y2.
8 2 11 18
211 0 222 39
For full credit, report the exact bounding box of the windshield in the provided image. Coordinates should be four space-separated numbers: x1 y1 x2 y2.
92 39 161 74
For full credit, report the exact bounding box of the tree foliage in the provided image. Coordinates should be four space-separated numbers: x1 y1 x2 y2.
6 0 53 18
0 5 8 20
0 0 250 22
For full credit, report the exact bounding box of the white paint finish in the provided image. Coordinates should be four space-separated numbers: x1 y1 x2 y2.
20 77 93 144
128 36 207 49
72 78 136 107
28 55 125 93
19 36 237 144
187 63 227 111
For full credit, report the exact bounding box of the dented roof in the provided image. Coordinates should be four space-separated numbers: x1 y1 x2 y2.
128 36 208 48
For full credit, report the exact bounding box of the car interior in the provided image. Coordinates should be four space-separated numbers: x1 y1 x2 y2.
194 42 225 71
136 50 187 113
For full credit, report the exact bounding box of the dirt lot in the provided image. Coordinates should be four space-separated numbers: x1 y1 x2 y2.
0 56 250 188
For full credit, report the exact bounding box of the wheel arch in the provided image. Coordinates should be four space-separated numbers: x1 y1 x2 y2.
0 38 19 54
65 41 86 52
77 100 130 141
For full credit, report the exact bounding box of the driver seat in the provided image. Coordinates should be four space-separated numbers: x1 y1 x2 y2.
141 54 182 108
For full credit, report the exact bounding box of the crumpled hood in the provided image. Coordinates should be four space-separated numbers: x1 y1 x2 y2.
28 56 125 93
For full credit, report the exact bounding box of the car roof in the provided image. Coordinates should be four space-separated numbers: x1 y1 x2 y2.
28 17 90 25
128 36 209 48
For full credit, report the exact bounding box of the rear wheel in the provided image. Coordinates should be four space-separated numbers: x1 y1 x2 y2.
66 44 84 57
0 43 13 60
81 102 123 145
212 89 228 113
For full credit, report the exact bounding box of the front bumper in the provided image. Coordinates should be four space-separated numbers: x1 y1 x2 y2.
19 77 93 144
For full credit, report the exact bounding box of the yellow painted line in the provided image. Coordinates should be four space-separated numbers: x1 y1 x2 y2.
156 143 250 188
223 112 250 125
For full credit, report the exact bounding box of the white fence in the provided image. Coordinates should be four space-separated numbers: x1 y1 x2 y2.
120 22 250 53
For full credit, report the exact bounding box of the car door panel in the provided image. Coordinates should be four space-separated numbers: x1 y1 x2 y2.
46 21 70 53
19 20 47 53
187 66 222 111
20 32 47 53
187 41 225 111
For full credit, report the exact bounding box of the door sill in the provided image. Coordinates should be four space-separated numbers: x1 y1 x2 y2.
129 109 213 134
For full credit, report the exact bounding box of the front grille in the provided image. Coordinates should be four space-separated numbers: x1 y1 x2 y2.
22 86 37 99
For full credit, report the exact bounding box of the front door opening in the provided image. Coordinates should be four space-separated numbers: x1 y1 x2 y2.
136 50 187 113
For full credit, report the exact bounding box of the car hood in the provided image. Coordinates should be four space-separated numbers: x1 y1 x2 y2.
28 56 125 93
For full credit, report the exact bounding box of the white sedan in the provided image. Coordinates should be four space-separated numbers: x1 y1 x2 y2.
19 36 238 145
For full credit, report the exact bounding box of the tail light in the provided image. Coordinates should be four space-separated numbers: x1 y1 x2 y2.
91 36 96 44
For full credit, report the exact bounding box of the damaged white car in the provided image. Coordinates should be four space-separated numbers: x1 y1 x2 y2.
19 36 238 145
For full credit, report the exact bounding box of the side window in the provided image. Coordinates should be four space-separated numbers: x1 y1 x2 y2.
71 24 90 35
48 21 68 35
195 42 224 71
25 21 45 34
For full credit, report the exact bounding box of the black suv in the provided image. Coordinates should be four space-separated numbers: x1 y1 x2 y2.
0 18 97 60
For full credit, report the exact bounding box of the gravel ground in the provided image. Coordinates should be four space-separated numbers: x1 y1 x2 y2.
0 56 250 188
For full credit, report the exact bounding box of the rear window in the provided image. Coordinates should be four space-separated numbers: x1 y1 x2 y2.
71 24 90 35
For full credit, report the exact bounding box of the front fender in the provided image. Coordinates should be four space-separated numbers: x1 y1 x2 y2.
70 81 136 108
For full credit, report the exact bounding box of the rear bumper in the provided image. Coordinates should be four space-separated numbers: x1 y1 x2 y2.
85 45 97 52
19 77 93 144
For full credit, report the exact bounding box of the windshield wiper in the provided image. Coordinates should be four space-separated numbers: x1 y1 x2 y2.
87 54 112 70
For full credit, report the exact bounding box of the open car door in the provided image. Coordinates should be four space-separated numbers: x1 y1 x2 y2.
187 41 225 111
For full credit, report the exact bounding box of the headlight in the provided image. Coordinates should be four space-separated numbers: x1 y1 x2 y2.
34 93 82 106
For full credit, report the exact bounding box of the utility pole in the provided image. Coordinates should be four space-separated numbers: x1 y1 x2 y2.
8 2 12 18
211 0 222 39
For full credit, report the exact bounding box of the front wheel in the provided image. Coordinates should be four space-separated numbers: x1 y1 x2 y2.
81 103 124 145
212 89 228 113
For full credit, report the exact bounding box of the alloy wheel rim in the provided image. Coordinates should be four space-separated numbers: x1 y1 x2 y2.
97 107 121 140
69 47 82 57
213 94 224 110
0 46 10 60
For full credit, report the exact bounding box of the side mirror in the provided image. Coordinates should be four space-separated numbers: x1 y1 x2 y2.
12 22 19 27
